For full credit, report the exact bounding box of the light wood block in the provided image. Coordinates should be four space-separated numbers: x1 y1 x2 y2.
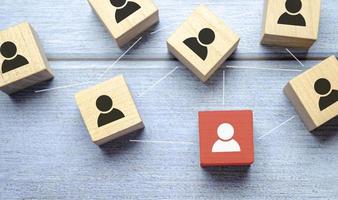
261 0 321 48
88 0 159 47
75 75 144 145
167 5 240 82
0 22 53 94
284 56 338 131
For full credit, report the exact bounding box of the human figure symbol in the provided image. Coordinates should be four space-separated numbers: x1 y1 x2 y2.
314 78 338 111
96 95 125 127
183 28 215 61
110 0 141 24
278 0 306 27
212 123 241 153
1 41 29 74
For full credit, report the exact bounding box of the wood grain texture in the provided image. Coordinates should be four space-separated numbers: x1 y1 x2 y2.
88 0 159 47
261 0 321 48
0 0 337 60
0 60 337 199
75 75 144 145
1 0 338 199
284 56 338 131
167 5 240 82
0 22 53 94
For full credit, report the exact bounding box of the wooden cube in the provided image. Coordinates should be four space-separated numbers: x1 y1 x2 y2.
284 56 338 131
261 0 321 48
167 5 240 82
75 75 144 145
0 22 53 94
88 0 159 47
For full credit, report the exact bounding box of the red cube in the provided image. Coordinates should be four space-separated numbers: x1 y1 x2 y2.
198 110 254 167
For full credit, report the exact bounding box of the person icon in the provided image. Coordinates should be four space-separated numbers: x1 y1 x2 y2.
183 28 215 61
96 95 125 127
212 123 241 153
110 0 141 24
278 0 306 26
314 78 338 111
1 41 29 74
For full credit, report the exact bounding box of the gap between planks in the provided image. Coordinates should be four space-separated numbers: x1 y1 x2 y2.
46 54 335 62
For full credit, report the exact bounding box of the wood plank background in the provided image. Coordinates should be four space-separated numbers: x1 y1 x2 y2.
0 0 337 199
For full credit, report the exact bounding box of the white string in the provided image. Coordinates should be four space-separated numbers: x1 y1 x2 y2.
222 70 225 106
129 139 195 145
226 11 258 19
35 81 92 93
150 23 180 35
285 48 305 67
226 65 303 72
34 37 143 93
258 115 296 140
138 66 179 97
96 37 143 80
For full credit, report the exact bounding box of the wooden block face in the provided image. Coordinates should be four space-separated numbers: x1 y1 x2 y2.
0 22 53 94
198 110 254 167
75 75 144 145
167 5 240 82
261 0 321 48
88 0 159 47
284 56 338 131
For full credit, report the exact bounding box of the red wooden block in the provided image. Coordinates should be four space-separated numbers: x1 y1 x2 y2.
198 110 254 167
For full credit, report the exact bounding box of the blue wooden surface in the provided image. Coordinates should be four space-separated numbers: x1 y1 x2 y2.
0 0 338 199
1 0 338 60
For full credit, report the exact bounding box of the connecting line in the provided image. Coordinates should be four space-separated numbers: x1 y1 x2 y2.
222 70 225 106
150 23 180 35
96 36 143 80
226 65 303 72
138 66 179 97
129 139 196 145
226 11 258 19
258 115 296 140
34 37 143 93
150 12 257 35
285 48 305 67
35 81 92 93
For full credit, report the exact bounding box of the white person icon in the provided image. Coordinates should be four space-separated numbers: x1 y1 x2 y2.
212 123 241 153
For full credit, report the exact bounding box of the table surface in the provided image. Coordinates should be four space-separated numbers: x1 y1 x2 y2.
1 0 337 199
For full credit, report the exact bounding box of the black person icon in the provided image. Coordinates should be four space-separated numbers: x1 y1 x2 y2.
96 95 125 127
183 28 215 61
314 78 338 111
110 0 141 24
1 41 29 74
278 0 306 26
